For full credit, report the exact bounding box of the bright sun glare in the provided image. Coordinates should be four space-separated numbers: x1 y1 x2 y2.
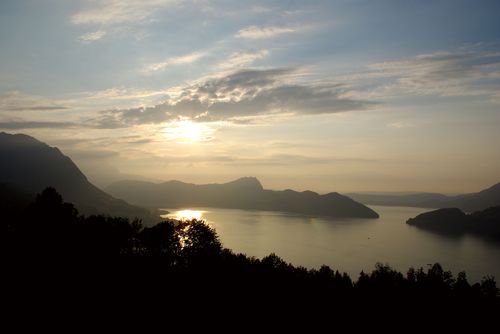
163 121 212 143
173 210 205 220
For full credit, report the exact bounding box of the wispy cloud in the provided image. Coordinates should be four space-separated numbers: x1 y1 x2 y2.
0 121 76 129
71 0 182 25
142 51 207 73
387 121 415 129
345 46 500 102
78 30 106 43
217 50 269 71
82 87 169 100
0 91 69 112
0 92 78 131
235 26 296 39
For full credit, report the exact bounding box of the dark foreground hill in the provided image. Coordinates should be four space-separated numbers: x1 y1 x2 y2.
106 177 379 219
348 182 500 212
0 132 155 223
406 206 500 241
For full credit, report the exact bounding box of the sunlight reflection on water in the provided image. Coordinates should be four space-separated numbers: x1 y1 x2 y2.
161 209 205 221
158 206 500 282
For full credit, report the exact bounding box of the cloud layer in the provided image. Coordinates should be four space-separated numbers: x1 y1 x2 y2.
0 91 68 111
348 47 500 101
0 121 76 129
92 68 373 128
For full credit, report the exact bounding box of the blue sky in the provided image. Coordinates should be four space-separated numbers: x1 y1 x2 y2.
1 0 500 192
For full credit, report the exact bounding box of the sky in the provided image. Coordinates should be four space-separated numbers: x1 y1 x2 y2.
1 0 500 193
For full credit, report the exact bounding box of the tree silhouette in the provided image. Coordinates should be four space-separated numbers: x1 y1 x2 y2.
16 187 79 255
480 275 499 298
178 219 222 266
140 220 180 264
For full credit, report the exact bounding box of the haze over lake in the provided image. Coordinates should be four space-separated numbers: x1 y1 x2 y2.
164 205 500 282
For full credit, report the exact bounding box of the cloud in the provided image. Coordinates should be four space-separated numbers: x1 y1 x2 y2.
387 121 415 129
217 50 269 70
0 91 79 131
142 51 207 73
82 87 169 100
127 138 153 145
346 46 500 101
79 30 106 43
91 68 373 128
7 106 68 111
235 26 296 39
0 91 69 112
0 121 77 129
71 0 182 25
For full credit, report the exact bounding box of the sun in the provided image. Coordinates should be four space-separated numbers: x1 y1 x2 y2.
163 121 213 143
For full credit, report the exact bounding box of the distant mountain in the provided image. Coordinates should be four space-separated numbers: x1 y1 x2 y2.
445 183 500 212
348 183 500 212
105 177 379 219
346 192 452 208
0 132 155 223
406 206 500 241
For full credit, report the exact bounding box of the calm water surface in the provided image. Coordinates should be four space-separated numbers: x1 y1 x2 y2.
163 206 500 282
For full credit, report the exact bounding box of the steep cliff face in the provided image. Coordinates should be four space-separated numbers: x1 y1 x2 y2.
0 132 155 223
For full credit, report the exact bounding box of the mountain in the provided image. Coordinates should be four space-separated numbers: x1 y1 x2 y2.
348 183 500 212
406 206 500 241
105 177 379 219
445 183 500 212
0 132 155 223
346 192 453 208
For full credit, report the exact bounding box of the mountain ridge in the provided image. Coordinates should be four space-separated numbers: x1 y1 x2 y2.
348 183 500 212
0 132 156 223
106 178 379 219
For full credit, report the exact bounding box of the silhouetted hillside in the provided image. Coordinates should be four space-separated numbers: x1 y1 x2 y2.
407 206 500 241
106 177 379 218
446 183 500 212
4 188 499 322
348 183 500 212
0 132 155 223
0 183 32 210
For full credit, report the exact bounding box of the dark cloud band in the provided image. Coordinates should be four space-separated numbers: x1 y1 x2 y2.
92 68 373 128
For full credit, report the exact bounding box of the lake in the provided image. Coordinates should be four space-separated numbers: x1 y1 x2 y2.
162 205 500 282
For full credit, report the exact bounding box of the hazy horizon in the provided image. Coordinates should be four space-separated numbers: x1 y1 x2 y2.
1 1 500 194
84 168 496 196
